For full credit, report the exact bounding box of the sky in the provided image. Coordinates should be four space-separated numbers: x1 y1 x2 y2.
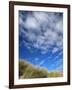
19 10 63 72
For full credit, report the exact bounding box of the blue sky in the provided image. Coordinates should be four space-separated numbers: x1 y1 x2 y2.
19 11 63 71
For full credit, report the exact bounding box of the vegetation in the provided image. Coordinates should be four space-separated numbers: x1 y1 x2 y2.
19 60 63 79
48 71 63 77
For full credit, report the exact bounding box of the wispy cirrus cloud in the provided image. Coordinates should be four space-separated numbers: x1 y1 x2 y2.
39 60 45 66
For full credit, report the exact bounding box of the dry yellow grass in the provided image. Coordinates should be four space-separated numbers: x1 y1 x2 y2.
19 60 63 79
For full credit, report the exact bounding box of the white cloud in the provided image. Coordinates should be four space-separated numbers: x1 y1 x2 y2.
44 29 58 42
41 50 48 54
35 58 39 61
33 12 48 25
39 60 45 66
19 11 63 54
24 15 39 29
19 13 25 26
55 20 63 33
52 47 58 53
19 16 24 26
56 36 63 49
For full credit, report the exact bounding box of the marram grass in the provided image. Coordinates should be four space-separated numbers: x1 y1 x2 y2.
19 60 63 79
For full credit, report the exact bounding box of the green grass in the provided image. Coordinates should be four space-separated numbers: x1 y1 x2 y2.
19 60 63 79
